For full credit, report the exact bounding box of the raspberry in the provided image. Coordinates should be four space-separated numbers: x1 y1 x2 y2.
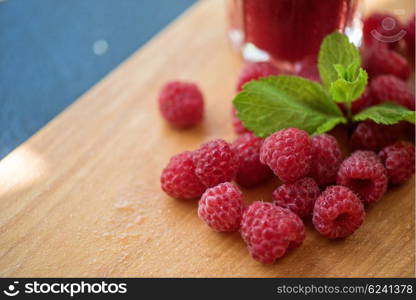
272 177 320 218
363 13 403 49
363 43 410 81
241 202 305 264
236 62 280 92
312 186 365 239
351 87 376 114
260 128 313 183
231 106 251 135
379 141 415 185
404 14 415 55
198 182 245 232
370 75 415 110
193 139 238 187
309 134 343 186
158 81 204 128
337 150 388 204
350 121 398 151
160 151 206 199
231 133 273 188
350 150 382 164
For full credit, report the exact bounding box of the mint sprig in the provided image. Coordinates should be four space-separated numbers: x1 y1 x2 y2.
329 63 368 104
319 32 368 118
233 32 414 137
318 32 362 88
233 76 346 137
353 102 416 125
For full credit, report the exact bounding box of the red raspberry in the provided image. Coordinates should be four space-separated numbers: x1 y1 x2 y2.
351 87 376 114
158 81 204 128
312 185 365 239
193 139 238 187
363 13 403 49
198 182 245 232
379 141 415 185
350 150 382 164
231 107 251 135
241 202 305 264
350 121 398 151
363 43 410 81
236 62 280 92
370 75 415 110
260 128 313 183
160 151 206 199
272 177 320 218
337 150 388 204
231 133 273 188
404 14 415 55
309 134 343 186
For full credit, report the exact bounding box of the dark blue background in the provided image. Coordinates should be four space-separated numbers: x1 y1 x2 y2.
0 0 196 159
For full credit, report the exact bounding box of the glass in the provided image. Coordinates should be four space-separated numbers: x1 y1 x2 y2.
227 0 362 72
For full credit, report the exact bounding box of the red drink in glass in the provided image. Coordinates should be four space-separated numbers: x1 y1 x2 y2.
228 0 361 72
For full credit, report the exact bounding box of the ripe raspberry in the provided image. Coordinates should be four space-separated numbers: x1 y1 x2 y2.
241 202 305 264
158 81 204 128
404 14 415 55
272 177 320 218
350 121 399 151
260 128 313 183
198 182 245 232
337 150 388 204
160 151 206 199
379 141 415 185
370 75 415 110
312 186 365 239
193 139 238 187
231 106 251 135
236 62 280 92
350 150 382 164
363 13 402 49
309 134 343 186
363 43 410 81
231 133 273 188
351 87 376 114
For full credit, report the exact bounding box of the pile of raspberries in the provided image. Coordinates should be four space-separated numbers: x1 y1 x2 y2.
158 13 415 264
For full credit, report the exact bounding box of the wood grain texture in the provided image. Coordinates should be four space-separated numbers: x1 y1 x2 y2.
0 0 414 277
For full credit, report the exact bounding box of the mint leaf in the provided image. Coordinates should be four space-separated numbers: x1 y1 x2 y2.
233 76 347 137
329 63 368 103
318 32 361 88
353 102 416 125
334 63 359 82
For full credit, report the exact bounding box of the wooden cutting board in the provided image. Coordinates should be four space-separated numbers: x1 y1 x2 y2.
0 0 414 277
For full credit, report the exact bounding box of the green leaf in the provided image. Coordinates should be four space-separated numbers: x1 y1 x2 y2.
329 63 368 103
318 32 361 88
233 75 347 137
353 102 416 125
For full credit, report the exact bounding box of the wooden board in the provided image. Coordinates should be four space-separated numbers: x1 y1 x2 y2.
0 0 414 277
